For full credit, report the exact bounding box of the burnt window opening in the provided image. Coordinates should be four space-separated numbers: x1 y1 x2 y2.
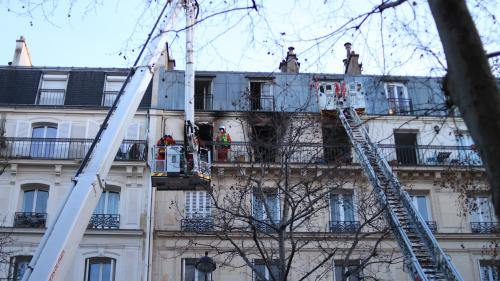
249 81 274 111
394 131 418 165
252 125 279 163
197 123 213 162
321 116 351 164
194 79 213 110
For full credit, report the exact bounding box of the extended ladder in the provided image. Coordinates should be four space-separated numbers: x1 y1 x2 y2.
338 107 463 281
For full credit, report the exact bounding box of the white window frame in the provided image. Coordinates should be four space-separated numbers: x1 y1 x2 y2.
252 190 280 222
22 188 48 213
84 257 116 281
329 192 357 222
253 259 279 281
185 191 212 219
94 190 120 215
469 196 496 223
479 260 500 281
30 124 58 158
182 258 212 281
384 82 409 100
102 75 126 106
248 80 274 111
10 255 32 281
37 73 68 105
410 194 432 222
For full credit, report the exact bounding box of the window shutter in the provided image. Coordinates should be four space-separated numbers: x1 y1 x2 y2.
55 121 71 158
14 121 31 157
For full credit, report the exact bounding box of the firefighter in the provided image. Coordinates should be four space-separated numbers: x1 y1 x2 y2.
156 133 176 160
216 125 231 162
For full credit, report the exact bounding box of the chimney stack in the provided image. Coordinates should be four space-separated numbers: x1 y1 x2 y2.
11 36 33 67
342 42 362 75
279 47 300 73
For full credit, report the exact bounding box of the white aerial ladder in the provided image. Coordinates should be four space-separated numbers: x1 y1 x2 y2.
22 1 198 280
317 84 464 281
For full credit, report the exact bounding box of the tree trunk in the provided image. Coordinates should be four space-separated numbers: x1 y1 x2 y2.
428 0 500 217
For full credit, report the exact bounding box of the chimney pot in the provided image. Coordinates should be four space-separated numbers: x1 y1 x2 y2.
344 42 352 58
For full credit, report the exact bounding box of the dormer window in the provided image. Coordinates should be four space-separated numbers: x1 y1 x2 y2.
384 82 412 115
103 75 126 107
36 73 68 105
248 79 274 111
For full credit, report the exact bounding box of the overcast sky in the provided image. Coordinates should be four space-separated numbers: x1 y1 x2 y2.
1 0 498 76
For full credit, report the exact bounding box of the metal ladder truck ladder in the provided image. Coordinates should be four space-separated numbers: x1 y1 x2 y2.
337 107 464 281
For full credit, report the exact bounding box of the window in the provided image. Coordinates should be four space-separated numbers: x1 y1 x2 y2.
15 188 48 228
249 80 274 111
103 75 126 107
394 131 418 165
30 124 57 158
253 190 279 232
469 196 498 233
253 259 280 281
37 73 68 105
479 260 500 281
183 191 213 231
334 260 361 281
85 257 116 281
195 78 213 110
411 194 437 233
9 255 32 281
183 258 212 281
384 83 412 115
330 193 358 233
89 190 120 229
455 131 481 165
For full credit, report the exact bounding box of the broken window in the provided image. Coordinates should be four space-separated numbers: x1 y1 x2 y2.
249 80 274 111
321 116 351 163
194 78 213 110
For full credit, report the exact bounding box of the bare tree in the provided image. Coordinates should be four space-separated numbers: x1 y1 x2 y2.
173 108 401 281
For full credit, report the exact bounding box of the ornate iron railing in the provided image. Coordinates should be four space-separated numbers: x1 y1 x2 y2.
0 138 147 161
329 221 360 233
471 222 500 233
426 221 438 234
181 218 214 232
209 142 483 167
387 98 413 115
36 89 66 105
88 214 120 229
14 212 47 228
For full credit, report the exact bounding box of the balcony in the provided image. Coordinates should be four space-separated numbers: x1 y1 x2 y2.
102 91 119 107
387 98 413 115
210 142 483 167
14 212 47 228
36 89 66 105
471 222 500 233
329 221 360 233
181 218 214 232
88 214 120 229
0 138 147 161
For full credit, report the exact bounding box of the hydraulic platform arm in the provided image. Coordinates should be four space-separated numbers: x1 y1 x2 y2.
22 1 186 281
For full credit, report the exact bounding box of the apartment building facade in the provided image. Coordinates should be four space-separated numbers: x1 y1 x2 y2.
0 65 152 280
150 63 499 280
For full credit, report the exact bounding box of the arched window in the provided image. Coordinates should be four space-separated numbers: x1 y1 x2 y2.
9 255 32 281
15 187 49 228
89 188 120 229
31 124 57 158
84 257 116 281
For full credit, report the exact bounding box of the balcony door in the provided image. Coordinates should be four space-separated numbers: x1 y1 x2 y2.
394 131 418 165
30 125 57 158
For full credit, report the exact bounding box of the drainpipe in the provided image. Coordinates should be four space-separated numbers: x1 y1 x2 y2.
143 178 156 281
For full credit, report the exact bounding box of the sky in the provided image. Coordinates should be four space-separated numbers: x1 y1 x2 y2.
0 0 498 76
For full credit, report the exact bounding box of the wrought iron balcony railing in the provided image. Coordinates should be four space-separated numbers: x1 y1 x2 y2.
0 138 147 161
426 221 437 233
471 222 500 233
36 89 66 105
210 142 483 167
329 220 360 233
14 212 47 228
88 214 120 229
387 98 413 115
102 91 119 107
250 95 274 111
252 219 280 233
181 218 214 232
